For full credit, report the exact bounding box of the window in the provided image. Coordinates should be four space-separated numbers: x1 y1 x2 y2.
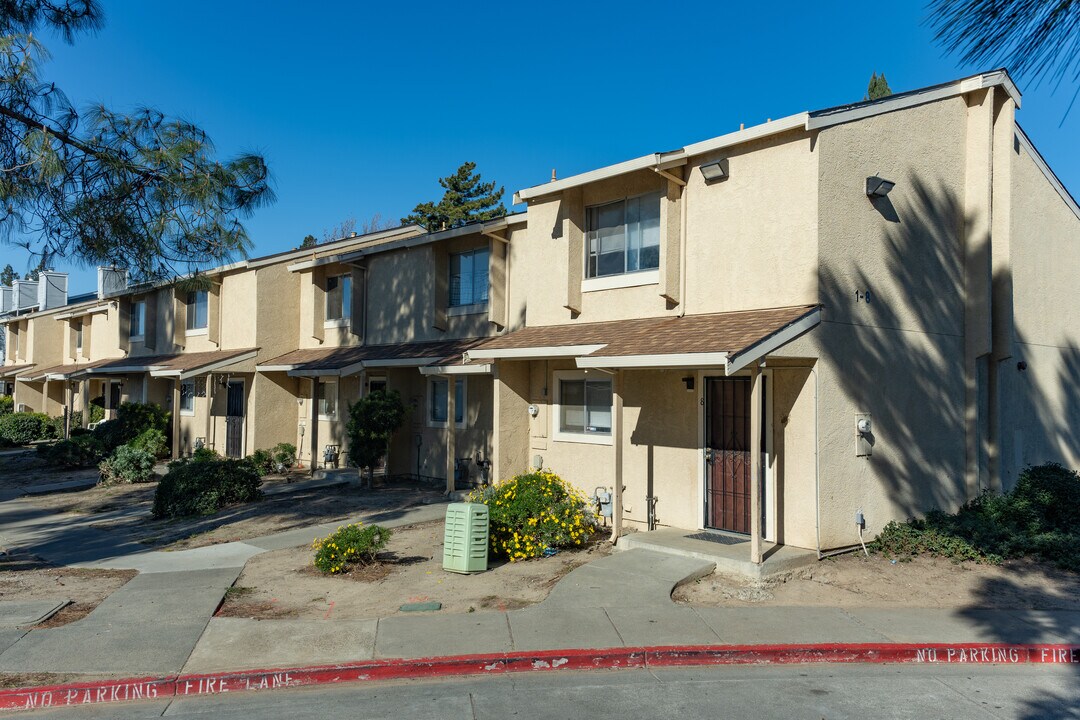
130 300 146 339
74 320 83 353
450 248 489 307
555 373 612 443
586 191 662 278
179 380 196 415
186 290 208 331
325 275 351 323
317 380 337 419
428 377 465 428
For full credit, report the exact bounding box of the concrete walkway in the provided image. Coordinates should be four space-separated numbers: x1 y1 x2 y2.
3 489 1080 680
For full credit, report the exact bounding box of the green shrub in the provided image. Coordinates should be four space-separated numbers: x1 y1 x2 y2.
37 434 106 468
99 445 157 485
152 457 261 518
872 463 1080 570
0 412 54 445
93 402 170 452
128 428 167 459
312 523 391 574
246 443 298 476
346 390 407 471
0 395 13 415
468 470 599 561
71 404 104 429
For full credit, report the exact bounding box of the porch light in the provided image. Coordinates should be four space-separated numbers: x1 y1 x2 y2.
865 176 895 197
700 160 728 183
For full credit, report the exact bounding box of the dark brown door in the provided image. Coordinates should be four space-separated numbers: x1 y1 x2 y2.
225 381 245 458
705 377 751 534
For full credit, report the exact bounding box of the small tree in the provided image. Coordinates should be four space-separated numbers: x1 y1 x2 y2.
299 234 318 249
346 390 407 486
865 72 893 101
0 264 16 286
401 162 506 231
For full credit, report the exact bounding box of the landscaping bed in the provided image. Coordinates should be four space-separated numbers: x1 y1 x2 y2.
217 520 610 621
0 451 100 493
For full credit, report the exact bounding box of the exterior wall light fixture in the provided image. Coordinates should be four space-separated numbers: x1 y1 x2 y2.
865 176 895 197
700 160 728 183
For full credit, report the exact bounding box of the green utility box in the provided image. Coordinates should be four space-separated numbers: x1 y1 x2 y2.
443 502 489 574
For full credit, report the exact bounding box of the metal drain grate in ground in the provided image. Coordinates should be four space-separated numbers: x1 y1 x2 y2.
684 531 748 546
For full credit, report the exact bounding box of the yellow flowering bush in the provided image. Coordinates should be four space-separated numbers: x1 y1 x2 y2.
468 470 599 561
312 523 391 574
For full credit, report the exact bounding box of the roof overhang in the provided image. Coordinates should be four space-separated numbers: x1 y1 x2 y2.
576 352 729 370
723 307 821 374
419 363 493 376
149 349 259 380
51 304 110 321
515 71 1021 203
465 344 607 362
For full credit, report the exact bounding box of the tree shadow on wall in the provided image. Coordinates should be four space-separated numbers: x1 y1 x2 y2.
817 175 1080 519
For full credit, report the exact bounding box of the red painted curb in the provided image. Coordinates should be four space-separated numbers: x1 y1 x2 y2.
2 643 1078 712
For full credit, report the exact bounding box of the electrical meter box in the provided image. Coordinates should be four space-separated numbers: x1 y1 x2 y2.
443 503 489 574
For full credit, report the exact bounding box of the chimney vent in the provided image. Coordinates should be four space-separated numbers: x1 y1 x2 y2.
97 267 128 299
36 270 68 310
13 280 38 311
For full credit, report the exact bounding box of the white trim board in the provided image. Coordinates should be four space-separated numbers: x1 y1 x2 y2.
466 344 607 362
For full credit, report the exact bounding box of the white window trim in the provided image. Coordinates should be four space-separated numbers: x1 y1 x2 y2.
552 370 613 445
323 318 351 329
582 269 660 293
447 302 488 317
186 291 209 333
184 327 208 337
426 376 466 429
179 380 196 417
325 274 352 325
130 301 146 341
317 379 338 421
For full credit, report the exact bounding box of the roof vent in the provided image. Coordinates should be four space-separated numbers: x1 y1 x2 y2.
13 280 38 311
36 270 68 311
97 267 128 299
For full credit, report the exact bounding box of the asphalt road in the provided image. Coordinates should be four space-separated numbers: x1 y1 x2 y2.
9 664 1080 719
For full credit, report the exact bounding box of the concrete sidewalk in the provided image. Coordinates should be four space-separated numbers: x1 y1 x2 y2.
3 484 1079 681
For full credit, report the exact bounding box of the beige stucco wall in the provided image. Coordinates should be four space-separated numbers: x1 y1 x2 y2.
999 137 1080 486
805 96 972 549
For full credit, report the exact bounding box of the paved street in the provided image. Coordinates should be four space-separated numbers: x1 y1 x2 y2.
8 664 1080 719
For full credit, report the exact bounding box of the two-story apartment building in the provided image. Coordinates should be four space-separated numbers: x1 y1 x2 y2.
256 214 527 486
469 70 1080 559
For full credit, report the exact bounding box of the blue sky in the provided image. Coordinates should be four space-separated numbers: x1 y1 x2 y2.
7 0 1079 293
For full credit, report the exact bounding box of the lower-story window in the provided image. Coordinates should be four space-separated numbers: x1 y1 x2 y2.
179 380 196 416
554 372 612 443
318 380 337 419
428 377 465 428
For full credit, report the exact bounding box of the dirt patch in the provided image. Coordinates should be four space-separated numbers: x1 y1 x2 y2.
0 550 136 628
23 476 446 550
0 450 100 492
0 672 86 689
218 520 610 620
674 552 1080 610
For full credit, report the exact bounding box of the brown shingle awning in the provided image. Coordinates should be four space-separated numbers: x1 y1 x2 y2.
17 359 112 381
88 348 259 379
468 305 821 373
1 363 35 379
258 338 489 377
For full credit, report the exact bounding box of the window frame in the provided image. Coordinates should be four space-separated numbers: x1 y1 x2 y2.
179 379 196 416
426 376 466 429
74 320 83 354
584 190 664 282
448 246 490 311
552 370 613 445
185 290 209 334
129 300 146 341
317 379 338 420
324 274 352 327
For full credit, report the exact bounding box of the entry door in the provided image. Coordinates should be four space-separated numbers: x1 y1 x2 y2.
225 380 245 458
705 377 752 534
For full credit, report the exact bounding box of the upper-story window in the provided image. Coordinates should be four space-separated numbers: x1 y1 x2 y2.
586 191 662 278
325 275 351 323
130 300 146 339
186 290 208 332
450 247 489 307
74 320 83 353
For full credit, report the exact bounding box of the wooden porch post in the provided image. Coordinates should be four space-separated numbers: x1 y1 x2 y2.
309 377 319 477
203 376 213 451
611 370 624 543
445 377 456 494
749 364 763 565
64 382 73 438
171 379 181 460
79 379 90 428
103 378 113 420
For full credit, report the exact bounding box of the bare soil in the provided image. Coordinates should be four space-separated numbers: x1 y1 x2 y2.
674 552 1080 610
0 550 136 627
24 477 445 550
217 520 610 621
0 450 99 492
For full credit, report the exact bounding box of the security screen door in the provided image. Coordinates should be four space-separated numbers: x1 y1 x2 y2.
705 377 754 534
225 380 245 458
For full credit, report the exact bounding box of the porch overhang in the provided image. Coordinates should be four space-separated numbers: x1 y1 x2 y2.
87 349 259 381
0 363 34 379
468 305 822 370
259 338 488 379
